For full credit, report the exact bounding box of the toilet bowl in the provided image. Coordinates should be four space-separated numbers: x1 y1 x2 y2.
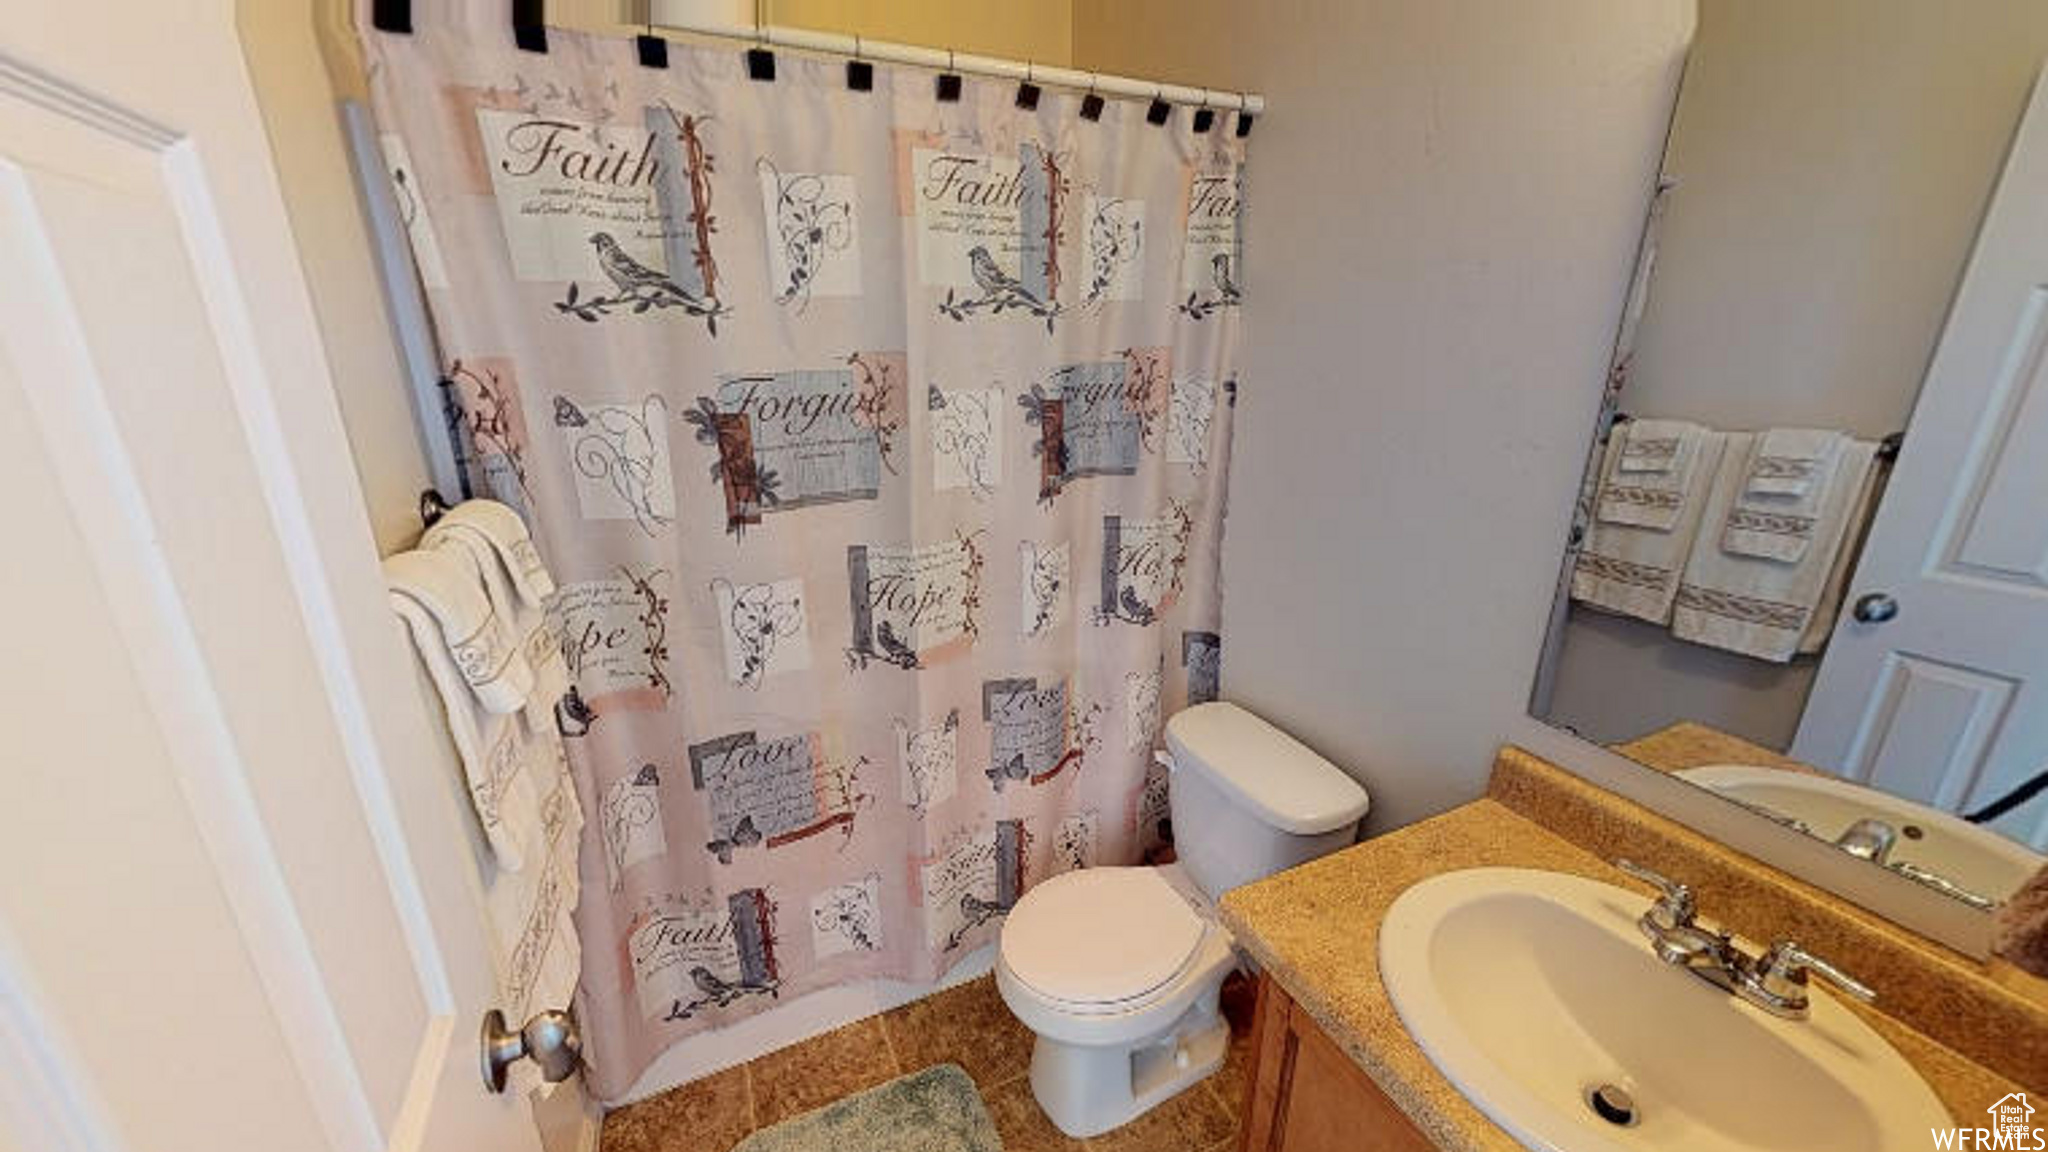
995 702 1369 1138
997 865 1238 1137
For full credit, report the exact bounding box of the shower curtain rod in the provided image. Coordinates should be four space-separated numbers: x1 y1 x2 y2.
644 1 1267 116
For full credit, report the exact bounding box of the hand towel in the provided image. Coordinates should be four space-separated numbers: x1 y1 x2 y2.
1722 428 1847 563
1673 435 1878 662
422 502 566 718
387 546 583 1097
1616 419 1686 473
1598 420 1710 530
425 498 556 607
1797 455 1880 655
382 548 534 714
1573 428 1729 624
1745 426 1845 497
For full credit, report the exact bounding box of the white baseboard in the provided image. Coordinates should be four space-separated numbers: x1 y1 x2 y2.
530 1070 606 1152
614 943 996 1107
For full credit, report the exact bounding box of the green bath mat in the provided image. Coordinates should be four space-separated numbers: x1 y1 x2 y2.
731 1063 1001 1152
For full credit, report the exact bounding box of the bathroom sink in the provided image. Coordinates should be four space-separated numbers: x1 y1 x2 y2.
1379 867 1950 1152
1677 763 2043 904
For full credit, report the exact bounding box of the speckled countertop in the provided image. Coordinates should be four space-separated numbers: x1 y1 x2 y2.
1215 749 2040 1152
1612 720 1824 776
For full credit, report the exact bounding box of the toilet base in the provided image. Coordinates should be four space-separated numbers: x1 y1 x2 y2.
1026 989 1231 1138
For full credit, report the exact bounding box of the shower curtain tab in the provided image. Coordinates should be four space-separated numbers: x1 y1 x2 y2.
645 0 1267 116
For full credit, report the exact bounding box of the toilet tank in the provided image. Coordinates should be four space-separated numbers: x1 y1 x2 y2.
1164 702 1370 901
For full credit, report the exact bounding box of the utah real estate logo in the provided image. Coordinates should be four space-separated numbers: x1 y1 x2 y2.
1932 1094 2044 1150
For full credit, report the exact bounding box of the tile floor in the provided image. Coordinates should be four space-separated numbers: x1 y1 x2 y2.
602 972 1258 1152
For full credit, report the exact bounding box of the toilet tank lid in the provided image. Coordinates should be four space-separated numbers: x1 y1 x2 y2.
1164 702 1369 835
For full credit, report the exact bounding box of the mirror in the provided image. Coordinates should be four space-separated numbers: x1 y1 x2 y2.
1531 3 2048 915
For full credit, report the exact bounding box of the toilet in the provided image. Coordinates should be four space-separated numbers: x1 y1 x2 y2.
995 701 1370 1138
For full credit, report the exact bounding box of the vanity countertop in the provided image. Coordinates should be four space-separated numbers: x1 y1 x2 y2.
1216 754 2035 1152
1612 719 1825 776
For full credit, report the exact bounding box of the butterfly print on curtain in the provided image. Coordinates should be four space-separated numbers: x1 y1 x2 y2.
600 763 665 891
554 395 675 535
929 384 1002 499
690 730 870 865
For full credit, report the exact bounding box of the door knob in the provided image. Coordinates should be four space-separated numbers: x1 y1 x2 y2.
1851 592 1899 624
481 1007 583 1093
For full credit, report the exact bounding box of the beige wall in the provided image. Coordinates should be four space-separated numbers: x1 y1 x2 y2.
1544 0 2048 751
1076 0 1694 832
770 0 1070 66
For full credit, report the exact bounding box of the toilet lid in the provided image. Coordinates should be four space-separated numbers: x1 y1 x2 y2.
1000 867 1207 1007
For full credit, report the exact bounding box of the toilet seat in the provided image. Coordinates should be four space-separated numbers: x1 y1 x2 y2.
999 867 1206 1013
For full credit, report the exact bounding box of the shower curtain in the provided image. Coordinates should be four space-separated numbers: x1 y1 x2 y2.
358 3 1245 1100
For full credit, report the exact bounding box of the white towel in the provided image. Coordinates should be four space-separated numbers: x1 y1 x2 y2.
387 545 583 1098
422 502 566 720
1573 429 1729 623
1745 427 1844 497
1723 429 1847 563
1598 420 1710 530
1673 434 1879 662
1616 418 1686 473
382 547 534 715
1797 454 1881 656
425 498 556 607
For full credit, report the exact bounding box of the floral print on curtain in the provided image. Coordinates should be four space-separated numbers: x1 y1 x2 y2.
359 2 1246 1101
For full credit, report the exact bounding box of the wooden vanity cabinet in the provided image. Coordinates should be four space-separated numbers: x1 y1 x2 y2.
1240 975 1437 1152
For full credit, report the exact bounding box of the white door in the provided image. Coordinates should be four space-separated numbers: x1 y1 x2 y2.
0 5 548 1152
1794 68 2048 851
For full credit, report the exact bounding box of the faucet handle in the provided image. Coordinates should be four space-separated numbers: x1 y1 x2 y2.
1614 858 1695 927
1756 940 1877 1006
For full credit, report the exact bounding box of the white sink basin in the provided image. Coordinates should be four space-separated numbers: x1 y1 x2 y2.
1380 867 1950 1152
1677 764 2043 904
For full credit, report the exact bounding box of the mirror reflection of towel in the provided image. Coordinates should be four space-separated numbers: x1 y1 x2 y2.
1573 428 1728 624
1995 863 2048 978
1722 428 1848 563
1597 419 1710 531
1672 435 1877 662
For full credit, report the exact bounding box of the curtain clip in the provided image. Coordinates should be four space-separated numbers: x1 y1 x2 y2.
512 0 547 53
847 33 873 90
746 0 776 81
1146 87 1171 126
1079 72 1105 122
1016 60 1041 110
937 48 963 102
635 7 667 68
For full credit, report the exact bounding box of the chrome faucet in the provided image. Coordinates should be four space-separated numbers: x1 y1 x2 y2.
1614 859 1876 1019
1833 818 1898 864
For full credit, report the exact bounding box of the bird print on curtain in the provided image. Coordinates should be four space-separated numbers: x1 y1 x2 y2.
358 1 1246 1102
